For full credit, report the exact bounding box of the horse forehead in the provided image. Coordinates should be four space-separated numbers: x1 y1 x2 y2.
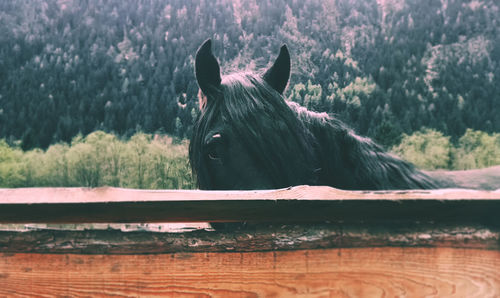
221 73 260 92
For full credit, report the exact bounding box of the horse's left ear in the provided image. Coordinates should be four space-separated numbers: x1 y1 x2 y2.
263 45 290 94
195 39 222 96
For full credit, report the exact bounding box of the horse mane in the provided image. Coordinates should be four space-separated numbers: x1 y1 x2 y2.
287 101 440 189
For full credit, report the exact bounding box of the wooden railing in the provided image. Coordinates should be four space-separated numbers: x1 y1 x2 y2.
1 186 499 297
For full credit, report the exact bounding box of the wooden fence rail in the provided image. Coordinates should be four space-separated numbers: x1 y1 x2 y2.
1 186 500 223
1 186 499 297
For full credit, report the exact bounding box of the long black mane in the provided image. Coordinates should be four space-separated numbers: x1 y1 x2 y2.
190 39 440 190
287 101 438 189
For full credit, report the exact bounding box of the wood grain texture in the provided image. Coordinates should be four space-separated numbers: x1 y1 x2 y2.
1 186 500 223
2 186 500 204
1 247 499 297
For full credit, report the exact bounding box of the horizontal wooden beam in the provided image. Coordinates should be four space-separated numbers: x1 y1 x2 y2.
1 186 500 223
1 223 499 254
2 248 499 297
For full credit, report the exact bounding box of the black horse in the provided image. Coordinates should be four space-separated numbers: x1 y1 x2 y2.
190 39 500 191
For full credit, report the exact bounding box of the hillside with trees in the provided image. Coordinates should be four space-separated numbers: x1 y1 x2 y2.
0 0 499 186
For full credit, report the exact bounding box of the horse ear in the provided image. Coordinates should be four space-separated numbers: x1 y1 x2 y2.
195 39 222 96
263 45 290 94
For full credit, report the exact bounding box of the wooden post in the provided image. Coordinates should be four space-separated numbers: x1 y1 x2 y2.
1 186 499 297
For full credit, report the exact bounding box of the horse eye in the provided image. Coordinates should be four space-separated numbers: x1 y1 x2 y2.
206 134 223 161
208 149 220 161
206 144 222 161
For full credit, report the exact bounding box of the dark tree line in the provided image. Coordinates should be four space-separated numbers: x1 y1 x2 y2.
0 0 499 150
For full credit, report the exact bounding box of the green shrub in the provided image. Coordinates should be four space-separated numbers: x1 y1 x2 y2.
0 132 194 189
452 129 500 170
391 128 452 170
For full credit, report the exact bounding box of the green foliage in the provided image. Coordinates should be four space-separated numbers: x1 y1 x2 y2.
0 140 25 187
453 129 500 170
391 128 452 170
373 120 402 149
290 80 322 109
289 83 306 104
392 128 500 170
2 127 500 189
0 132 194 189
336 77 376 108
303 80 322 109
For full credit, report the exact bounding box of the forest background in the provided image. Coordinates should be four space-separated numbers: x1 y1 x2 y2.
1 0 499 188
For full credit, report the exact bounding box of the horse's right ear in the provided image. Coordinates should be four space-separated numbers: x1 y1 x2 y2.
263 45 290 94
195 39 222 96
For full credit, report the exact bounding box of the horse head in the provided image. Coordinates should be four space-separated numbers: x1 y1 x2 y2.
190 39 318 190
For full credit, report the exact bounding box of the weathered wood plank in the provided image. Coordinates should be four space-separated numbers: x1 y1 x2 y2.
1 223 499 254
0 186 499 223
2 186 500 204
1 247 499 297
